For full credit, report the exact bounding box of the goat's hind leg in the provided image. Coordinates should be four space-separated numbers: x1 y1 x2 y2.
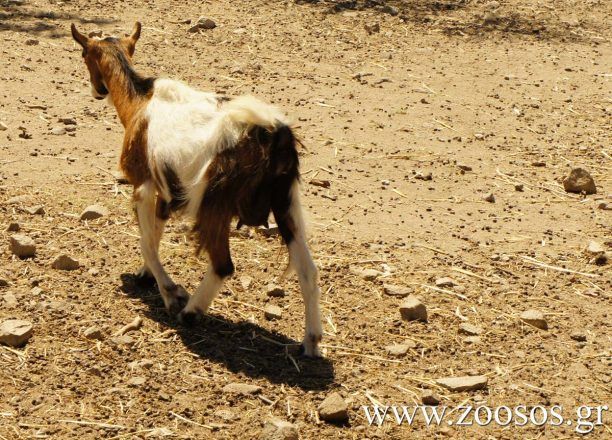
135 196 167 285
134 181 188 313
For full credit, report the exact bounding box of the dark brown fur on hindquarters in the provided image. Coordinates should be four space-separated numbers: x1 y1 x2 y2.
193 124 300 276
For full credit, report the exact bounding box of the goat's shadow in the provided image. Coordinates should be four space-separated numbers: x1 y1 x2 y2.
119 273 335 391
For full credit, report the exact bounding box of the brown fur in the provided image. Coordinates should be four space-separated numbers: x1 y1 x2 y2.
121 116 151 188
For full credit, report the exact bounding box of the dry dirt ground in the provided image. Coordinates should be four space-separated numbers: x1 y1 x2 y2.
1 0 611 438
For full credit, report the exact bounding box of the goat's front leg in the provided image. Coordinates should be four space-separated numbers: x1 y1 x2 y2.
134 181 188 314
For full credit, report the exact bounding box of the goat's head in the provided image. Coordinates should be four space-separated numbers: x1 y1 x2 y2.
71 22 142 100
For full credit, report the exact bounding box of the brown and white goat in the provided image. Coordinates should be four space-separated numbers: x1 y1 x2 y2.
71 22 322 357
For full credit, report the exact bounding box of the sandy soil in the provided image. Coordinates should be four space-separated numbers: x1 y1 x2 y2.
0 0 611 438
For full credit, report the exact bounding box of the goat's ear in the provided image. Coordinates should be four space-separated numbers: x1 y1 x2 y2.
71 23 89 49
124 22 141 56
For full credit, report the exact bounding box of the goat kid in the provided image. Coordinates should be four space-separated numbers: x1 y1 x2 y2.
71 22 322 357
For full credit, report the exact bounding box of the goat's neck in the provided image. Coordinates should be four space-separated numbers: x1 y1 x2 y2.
100 58 147 128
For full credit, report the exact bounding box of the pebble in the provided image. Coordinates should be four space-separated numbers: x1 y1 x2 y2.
261 418 298 440
83 326 104 341
457 163 472 172
563 168 596 195
459 323 483 336
50 126 66 135
0 278 8 288
385 342 415 357
383 283 412 297
80 204 109 221
317 392 349 423
309 179 331 188
2 292 17 307
514 184 524 192
421 390 441 406
24 205 45 215
383 5 399 16
25 38 39 45
239 275 252 290
222 382 262 396
6 195 28 204
399 296 428 322
350 266 382 281
585 241 604 255
264 304 282 320
597 202 610 210
464 336 482 344
0 121 7 131
265 284 284 298
111 334 135 347
127 376 146 387
436 375 488 392
531 161 546 167
59 117 77 125
570 331 587 342
520 309 548 330
0 319 33 347
214 409 236 421
435 277 457 288
10 234 36 258
364 22 380 34
7 222 20 232
52 254 80 271
188 17 216 32
483 193 496 203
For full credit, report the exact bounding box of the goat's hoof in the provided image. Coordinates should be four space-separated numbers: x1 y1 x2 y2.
300 335 323 358
178 308 201 327
167 296 188 316
134 267 155 287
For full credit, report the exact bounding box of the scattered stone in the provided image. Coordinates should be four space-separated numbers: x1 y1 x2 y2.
59 117 77 125
570 331 587 342
520 309 548 330
399 296 428 322
188 17 216 32
266 284 285 298
264 304 282 320
222 382 262 396
128 359 154 370
24 205 44 215
50 126 66 135
80 204 109 221
383 283 412 297
0 278 8 288
414 171 432 181
483 193 496 203
350 266 382 281
7 222 20 232
385 342 415 357
127 376 146 387
52 254 80 271
435 277 457 288
317 392 349 423
158 391 171 402
25 38 39 45
585 241 604 255
214 409 236 421
309 179 331 188
383 5 399 16
0 319 33 347
10 234 36 258
563 168 596 195
457 163 472 172
240 275 252 290
421 390 441 406
111 334 135 347
2 292 17 307
364 22 380 34
531 161 546 167
6 195 28 204
464 336 482 344
436 375 488 392
261 418 299 440
0 121 7 131
83 326 104 341
597 202 611 210
514 184 524 192
459 323 483 336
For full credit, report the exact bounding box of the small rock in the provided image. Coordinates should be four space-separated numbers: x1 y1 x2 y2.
474 133 485 140
309 179 331 188
383 283 412 297
0 278 9 288
127 376 146 387
264 304 282 320
238 275 252 290
80 204 109 221
399 296 427 322
59 117 77 125
421 390 441 406
2 292 17 307
436 375 488 392
158 391 171 402
585 241 604 255
597 202 611 210
364 22 380 34
383 5 399 16
188 17 216 32
464 336 482 344
531 161 546 167
266 283 285 298
50 126 66 135
483 193 496 203
222 382 262 396
24 205 45 215
83 326 104 341
6 195 28 205
7 222 20 232
10 234 36 258
457 163 472 172
414 171 432 181
0 319 33 347
459 323 483 336
111 334 135 347
25 38 39 46
318 392 349 423
52 254 80 271
215 409 236 421
0 121 7 131
435 277 456 288
515 184 524 192
385 342 415 357
350 266 382 281
261 418 298 440
520 309 548 330
563 168 596 195
570 331 587 342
